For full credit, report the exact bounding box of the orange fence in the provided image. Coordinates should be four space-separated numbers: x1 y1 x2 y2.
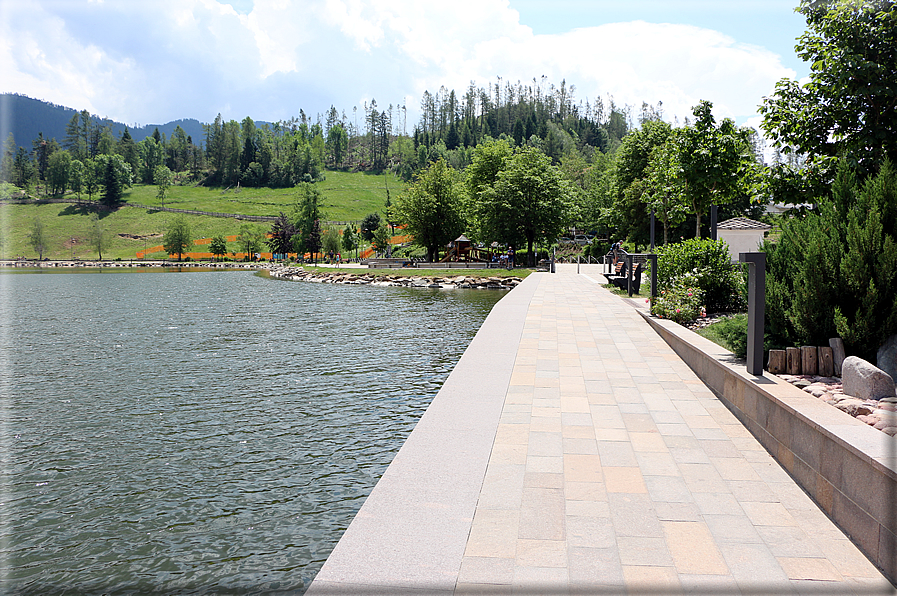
138 231 412 261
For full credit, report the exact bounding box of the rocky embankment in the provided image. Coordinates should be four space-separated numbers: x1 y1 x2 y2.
267 265 523 290
777 374 897 436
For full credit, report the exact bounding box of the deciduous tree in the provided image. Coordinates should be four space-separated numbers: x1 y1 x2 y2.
154 165 173 208
163 215 192 261
675 101 752 238
28 217 47 259
237 223 264 260
759 0 897 176
209 234 228 261
395 158 465 262
87 213 107 260
473 147 575 266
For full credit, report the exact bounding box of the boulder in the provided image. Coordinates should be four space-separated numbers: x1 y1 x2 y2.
842 356 897 401
877 333 897 383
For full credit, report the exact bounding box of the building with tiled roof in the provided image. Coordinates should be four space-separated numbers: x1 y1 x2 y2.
717 217 772 261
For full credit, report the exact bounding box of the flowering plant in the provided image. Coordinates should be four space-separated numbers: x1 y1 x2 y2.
649 272 706 324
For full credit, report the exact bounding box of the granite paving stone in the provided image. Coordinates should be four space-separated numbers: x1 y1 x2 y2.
307 266 893 595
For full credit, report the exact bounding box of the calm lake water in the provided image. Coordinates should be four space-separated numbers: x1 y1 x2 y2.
0 269 504 595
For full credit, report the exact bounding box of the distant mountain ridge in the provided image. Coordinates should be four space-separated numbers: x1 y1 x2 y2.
0 93 208 148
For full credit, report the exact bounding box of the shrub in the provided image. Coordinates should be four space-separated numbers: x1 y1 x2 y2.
656 238 744 313
700 314 749 358
650 272 706 324
765 159 897 361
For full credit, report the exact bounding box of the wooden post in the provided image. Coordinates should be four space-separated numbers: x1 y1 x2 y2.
801 346 818 376
818 346 834 377
787 347 801 375
829 338 846 376
767 349 787 374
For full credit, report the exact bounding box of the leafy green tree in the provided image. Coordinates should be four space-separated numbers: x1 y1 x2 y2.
28 217 47 259
342 223 358 257
69 159 84 202
267 212 296 258
395 159 465 262
465 137 513 222
675 101 752 238
759 0 897 176
643 140 688 245
87 213 107 260
473 146 575 266
154 165 173 208
47 149 71 197
83 158 102 202
326 123 348 168
237 223 265 260
360 212 381 242
322 225 341 257
613 120 674 246
209 234 229 260
163 215 192 261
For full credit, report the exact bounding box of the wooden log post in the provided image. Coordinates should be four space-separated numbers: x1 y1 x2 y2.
768 349 787 374
787 347 801 375
801 346 818 376
819 346 834 377
829 338 846 376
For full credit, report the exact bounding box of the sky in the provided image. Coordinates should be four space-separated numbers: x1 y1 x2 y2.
0 0 811 133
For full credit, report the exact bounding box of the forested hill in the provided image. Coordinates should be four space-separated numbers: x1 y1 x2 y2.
1 94 207 147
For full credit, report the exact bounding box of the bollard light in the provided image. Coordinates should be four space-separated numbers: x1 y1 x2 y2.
739 252 766 376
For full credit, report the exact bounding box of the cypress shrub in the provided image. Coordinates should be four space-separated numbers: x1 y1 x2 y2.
764 160 897 361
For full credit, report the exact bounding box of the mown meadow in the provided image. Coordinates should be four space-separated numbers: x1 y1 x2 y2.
0 170 405 260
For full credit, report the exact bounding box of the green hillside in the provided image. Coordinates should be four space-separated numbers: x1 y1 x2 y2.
0 170 406 261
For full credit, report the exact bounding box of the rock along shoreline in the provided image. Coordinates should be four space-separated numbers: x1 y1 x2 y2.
266 264 523 290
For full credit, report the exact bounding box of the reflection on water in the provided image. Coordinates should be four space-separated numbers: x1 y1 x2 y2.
0 271 503 594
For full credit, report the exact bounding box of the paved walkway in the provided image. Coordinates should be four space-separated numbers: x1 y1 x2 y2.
309 265 893 595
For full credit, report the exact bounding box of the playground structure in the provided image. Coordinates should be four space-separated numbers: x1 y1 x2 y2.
439 235 495 263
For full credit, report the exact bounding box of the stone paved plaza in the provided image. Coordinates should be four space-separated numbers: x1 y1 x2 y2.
309 264 894 595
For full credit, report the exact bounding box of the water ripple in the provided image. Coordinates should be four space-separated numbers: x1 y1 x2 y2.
1 270 502 595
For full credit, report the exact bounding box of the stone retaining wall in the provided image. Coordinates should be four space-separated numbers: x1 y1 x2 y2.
641 312 897 586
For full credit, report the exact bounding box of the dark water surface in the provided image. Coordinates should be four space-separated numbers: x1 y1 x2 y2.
0 270 503 595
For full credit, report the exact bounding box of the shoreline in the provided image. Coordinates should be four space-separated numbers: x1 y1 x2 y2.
266 264 525 289
0 259 527 290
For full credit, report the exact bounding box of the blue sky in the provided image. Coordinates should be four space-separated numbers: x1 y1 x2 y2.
0 0 810 132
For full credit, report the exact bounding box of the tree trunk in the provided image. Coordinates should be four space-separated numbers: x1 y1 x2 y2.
695 210 702 238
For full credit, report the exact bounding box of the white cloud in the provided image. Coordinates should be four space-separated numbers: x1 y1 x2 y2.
0 0 797 129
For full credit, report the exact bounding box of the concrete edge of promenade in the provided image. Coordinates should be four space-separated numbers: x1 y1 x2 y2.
307 273 541 595
308 271 897 592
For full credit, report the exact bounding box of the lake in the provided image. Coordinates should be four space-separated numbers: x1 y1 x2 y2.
0 269 504 594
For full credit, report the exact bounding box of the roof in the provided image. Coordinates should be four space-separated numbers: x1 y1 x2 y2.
455 234 471 242
717 217 772 231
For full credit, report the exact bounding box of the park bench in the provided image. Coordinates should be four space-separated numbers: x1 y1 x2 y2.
611 262 643 294
606 260 628 280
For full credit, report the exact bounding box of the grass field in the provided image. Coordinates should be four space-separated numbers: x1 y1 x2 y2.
0 170 407 260
126 170 403 222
